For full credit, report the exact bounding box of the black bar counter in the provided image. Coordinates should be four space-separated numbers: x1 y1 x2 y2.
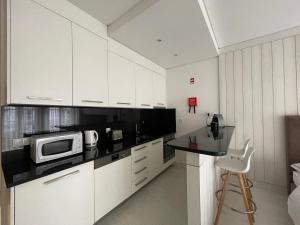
167 126 235 156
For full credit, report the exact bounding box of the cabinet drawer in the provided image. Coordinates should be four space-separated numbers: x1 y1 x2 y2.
132 162 148 181
132 154 148 168
131 144 148 157
132 172 149 193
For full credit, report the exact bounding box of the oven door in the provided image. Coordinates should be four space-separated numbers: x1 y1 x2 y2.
37 137 75 163
163 143 175 163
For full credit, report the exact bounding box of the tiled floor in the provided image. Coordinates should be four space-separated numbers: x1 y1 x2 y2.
96 163 294 225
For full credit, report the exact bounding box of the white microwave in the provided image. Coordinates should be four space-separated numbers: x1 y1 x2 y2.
30 132 83 164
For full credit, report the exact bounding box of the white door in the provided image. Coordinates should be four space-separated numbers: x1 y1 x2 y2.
95 156 132 222
153 73 166 107
135 64 153 108
108 52 135 108
15 162 94 225
10 0 72 105
148 138 164 179
72 23 108 107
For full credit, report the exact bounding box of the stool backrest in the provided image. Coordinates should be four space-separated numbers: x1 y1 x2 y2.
241 139 251 158
241 147 255 173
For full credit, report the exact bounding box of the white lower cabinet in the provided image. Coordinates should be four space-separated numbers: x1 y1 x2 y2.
148 138 164 180
94 156 132 222
132 144 150 193
14 162 94 225
12 139 170 225
131 138 165 193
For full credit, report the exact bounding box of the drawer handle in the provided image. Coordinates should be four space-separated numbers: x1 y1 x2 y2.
135 177 148 186
27 96 63 101
44 170 80 185
141 104 151 107
152 140 162 145
134 146 146 152
157 103 164 106
134 156 147 164
82 100 103 103
117 102 131 105
135 166 147 175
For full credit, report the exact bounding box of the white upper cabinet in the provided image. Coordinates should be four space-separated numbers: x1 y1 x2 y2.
10 0 72 106
135 65 153 108
72 24 108 107
108 52 135 108
153 73 166 107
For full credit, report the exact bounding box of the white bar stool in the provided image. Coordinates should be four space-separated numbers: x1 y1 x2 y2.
214 147 256 225
221 139 254 191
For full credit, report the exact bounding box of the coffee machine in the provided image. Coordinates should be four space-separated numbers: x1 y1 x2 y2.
210 114 225 130
208 114 225 139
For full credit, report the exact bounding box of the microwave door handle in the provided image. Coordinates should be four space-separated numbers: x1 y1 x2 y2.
39 150 74 162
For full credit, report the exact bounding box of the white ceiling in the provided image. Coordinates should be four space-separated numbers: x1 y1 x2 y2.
204 0 300 48
67 0 142 25
109 0 218 68
67 0 300 68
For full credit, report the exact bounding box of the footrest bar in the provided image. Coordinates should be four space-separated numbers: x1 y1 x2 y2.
221 173 254 189
216 189 257 215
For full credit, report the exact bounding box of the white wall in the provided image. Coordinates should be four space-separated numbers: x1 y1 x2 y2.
220 35 300 187
167 57 219 163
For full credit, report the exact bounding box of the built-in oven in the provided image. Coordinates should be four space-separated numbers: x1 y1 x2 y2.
163 134 175 163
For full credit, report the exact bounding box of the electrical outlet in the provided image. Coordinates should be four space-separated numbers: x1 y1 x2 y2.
13 138 31 148
22 137 31 146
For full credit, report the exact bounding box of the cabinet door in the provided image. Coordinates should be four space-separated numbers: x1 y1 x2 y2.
108 52 135 108
95 156 132 222
10 0 72 105
153 73 166 107
135 65 153 108
73 24 108 107
148 138 164 180
15 162 94 225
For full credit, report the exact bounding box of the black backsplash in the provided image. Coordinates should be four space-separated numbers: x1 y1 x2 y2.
1 106 176 152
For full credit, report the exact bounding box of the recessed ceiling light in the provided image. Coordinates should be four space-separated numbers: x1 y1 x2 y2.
157 39 162 42
174 53 178 57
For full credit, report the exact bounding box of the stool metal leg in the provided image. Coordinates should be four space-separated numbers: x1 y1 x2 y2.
214 171 230 225
238 174 254 225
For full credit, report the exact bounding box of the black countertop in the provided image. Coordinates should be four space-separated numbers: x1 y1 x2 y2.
2 135 163 188
167 126 235 156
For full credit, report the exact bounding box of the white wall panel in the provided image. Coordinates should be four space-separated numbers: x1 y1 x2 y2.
225 52 235 149
284 37 298 115
233 50 244 149
242 48 254 179
219 54 227 124
262 43 275 184
220 34 300 186
272 40 286 186
251 46 265 183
